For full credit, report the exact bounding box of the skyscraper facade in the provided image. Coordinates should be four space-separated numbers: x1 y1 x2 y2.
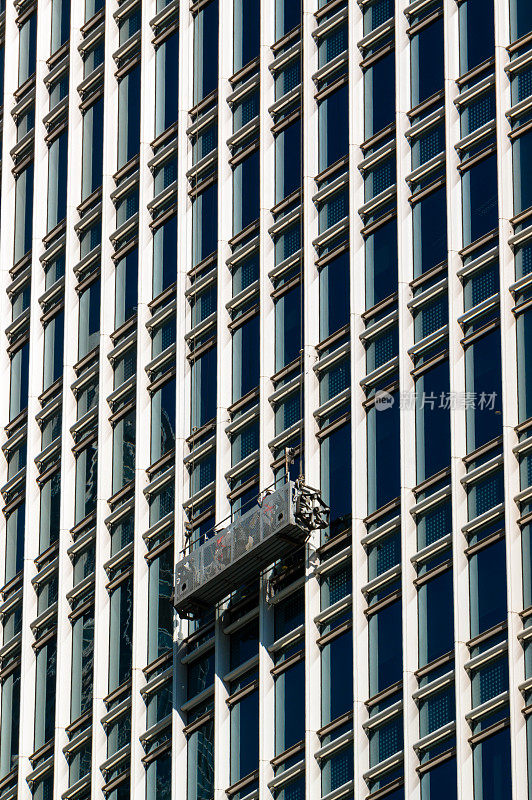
0 0 531 799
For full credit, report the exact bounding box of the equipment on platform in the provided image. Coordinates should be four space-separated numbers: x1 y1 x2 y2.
174 480 329 619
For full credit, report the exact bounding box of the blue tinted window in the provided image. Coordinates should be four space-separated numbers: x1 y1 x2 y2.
469 537 507 637
419 569 454 666
321 423 352 541
411 16 444 107
462 154 498 247
234 0 260 71
459 0 494 75
194 0 219 103
413 186 447 277
156 30 179 136
365 218 398 308
365 51 395 139
369 598 402 695
319 84 348 171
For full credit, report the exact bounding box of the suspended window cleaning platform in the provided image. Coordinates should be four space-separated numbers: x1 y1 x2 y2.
174 481 329 619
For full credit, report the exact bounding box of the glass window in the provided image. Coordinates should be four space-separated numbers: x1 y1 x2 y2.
460 90 495 138
275 0 300 41
464 328 502 452
319 84 348 172
18 12 36 86
274 221 301 265
187 712 214 800
320 250 349 341
43 311 64 390
318 23 347 68
275 391 301 435
86 0 104 21
369 598 402 695
421 756 457 800
469 537 507 638
275 59 301 101
233 253 259 295
150 480 175 526
415 361 451 483
419 685 455 738
364 157 395 202
462 153 498 247
112 410 136 492
513 129 532 216
146 750 171 800
34 638 57 750
417 501 452 550
5 502 25 585
318 187 348 234
191 452 216 494
0 667 21 778
82 98 104 200
115 248 138 329
365 217 398 308
364 50 395 140
156 29 179 137
367 390 400 513
191 345 217 430
119 6 140 44
368 528 401 580
471 656 508 707
80 217 102 259
14 161 34 263
411 15 444 108
153 215 177 297
412 123 445 169
51 0 71 54
192 182 218 266
148 545 173 663
151 377 176 464
233 315 259 401
369 714 403 766
194 0 219 104
322 745 353 796
418 569 454 667
363 0 394 34
322 628 353 725
413 185 447 277
109 576 133 691
275 119 301 203
320 357 350 404
233 149 260 234
275 283 301 370
459 0 494 75
321 422 352 541
78 277 101 359
275 658 305 754
40 472 61 553
233 90 259 131
118 63 141 168
234 0 260 72
510 0 532 42
75 442 98 523
47 130 68 232
472 726 511 800
9 341 29 420
230 683 259 783
517 307 532 423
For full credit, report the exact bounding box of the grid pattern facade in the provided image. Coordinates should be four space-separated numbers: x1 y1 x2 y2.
0 0 531 799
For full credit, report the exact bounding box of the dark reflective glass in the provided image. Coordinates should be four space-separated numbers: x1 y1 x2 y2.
369 598 402 695
411 16 444 107
459 0 494 75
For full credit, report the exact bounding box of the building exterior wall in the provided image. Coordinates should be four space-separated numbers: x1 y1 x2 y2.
0 0 530 799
